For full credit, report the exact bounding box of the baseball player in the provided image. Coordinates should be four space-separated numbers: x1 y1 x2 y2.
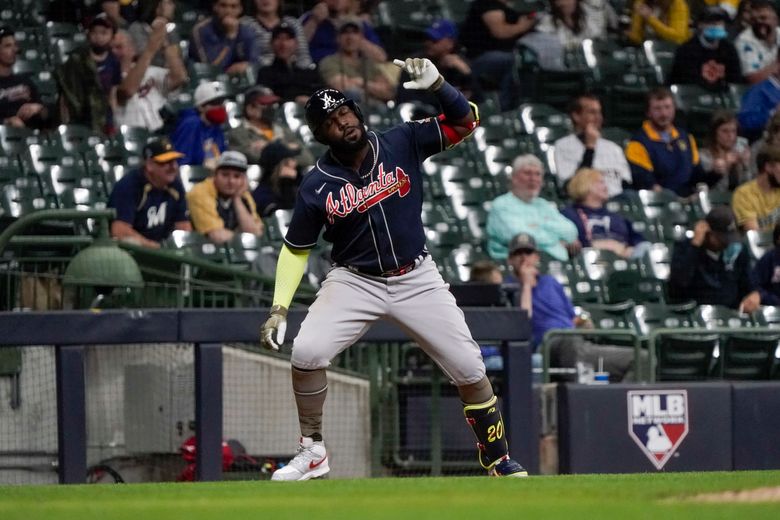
260 58 528 480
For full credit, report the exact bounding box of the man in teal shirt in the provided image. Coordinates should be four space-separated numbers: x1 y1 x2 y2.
487 154 579 261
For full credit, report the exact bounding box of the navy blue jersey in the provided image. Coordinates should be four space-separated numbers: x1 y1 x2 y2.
285 119 445 272
108 168 189 242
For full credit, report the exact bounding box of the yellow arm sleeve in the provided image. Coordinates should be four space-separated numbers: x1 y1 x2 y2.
272 244 311 308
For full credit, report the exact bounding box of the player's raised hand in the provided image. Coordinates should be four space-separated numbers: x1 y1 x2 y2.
393 58 442 90
261 305 288 351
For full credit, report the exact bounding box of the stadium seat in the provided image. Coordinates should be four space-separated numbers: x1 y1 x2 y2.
642 242 671 280
516 103 570 134
637 299 697 330
163 230 228 264
746 229 773 262
753 306 780 328
600 127 631 148
604 84 648 130
670 84 726 138
530 69 593 112
0 125 39 159
603 270 665 304
578 247 641 282
655 333 720 381
24 143 82 175
694 304 755 329
178 165 211 191
118 126 151 155
718 334 779 380
642 40 678 84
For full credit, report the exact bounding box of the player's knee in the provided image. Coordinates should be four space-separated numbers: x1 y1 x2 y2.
291 338 331 369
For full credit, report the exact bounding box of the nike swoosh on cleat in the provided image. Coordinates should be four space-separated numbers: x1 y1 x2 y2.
315 183 327 194
309 456 327 470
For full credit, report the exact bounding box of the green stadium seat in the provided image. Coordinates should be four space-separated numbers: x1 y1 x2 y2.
118 125 151 155
179 165 211 191
604 270 665 303
163 230 228 264
0 125 39 160
693 304 755 329
600 126 631 148
656 333 720 381
746 229 773 262
642 39 678 84
530 69 593 112
56 124 103 155
25 143 82 176
516 103 570 134
604 84 647 131
753 305 780 328
719 334 779 380
578 247 642 282
670 83 726 137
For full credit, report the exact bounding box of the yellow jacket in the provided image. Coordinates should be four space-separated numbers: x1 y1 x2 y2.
626 0 691 45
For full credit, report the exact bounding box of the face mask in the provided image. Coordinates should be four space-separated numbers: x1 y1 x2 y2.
205 106 228 126
722 242 742 267
260 106 276 125
702 26 727 41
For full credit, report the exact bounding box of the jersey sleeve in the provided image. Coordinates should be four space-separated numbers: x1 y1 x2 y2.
405 118 446 161
282 173 326 250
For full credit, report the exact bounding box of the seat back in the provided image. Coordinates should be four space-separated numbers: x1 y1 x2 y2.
720 334 779 380
656 333 719 381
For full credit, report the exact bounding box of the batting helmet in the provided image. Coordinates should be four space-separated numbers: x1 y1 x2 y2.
304 88 364 136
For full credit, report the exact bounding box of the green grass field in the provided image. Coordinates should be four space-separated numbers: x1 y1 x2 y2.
1 471 780 519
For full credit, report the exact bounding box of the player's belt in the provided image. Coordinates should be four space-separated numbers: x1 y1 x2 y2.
347 253 427 278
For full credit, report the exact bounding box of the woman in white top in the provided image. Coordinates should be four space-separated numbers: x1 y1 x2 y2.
537 0 614 49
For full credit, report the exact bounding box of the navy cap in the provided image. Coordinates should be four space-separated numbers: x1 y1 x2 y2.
425 19 457 41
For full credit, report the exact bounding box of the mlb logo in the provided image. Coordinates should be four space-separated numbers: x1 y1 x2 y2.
627 390 689 470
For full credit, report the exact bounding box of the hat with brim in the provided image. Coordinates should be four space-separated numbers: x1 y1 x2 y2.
509 233 538 255
194 81 228 107
260 140 301 176
425 19 457 42
216 150 249 172
245 85 280 106
89 12 117 32
143 137 184 162
338 16 362 33
705 206 741 244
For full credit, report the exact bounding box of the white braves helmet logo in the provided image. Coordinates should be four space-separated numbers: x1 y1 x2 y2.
320 92 340 111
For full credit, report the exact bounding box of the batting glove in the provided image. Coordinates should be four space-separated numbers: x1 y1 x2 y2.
261 305 288 352
393 58 443 91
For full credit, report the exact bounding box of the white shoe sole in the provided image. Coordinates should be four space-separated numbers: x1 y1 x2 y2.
271 464 330 481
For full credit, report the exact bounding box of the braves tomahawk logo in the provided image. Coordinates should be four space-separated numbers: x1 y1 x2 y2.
627 390 689 470
319 92 340 111
325 164 411 224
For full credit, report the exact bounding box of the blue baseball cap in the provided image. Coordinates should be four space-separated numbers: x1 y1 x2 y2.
425 19 457 42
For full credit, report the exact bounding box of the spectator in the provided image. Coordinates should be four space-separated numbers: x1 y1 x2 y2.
252 140 302 216
171 81 228 168
737 52 780 139
226 85 280 164
243 0 311 68
187 150 264 243
702 0 740 21
108 136 192 248
460 0 536 111
537 0 609 49
667 6 743 90
699 110 752 192
189 0 258 74
669 206 756 310
625 0 691 45
101 0 138 28
506 233 639 381
226 85 311 166
625 87 703 196
302 0 386 64
749 112 780 175
255 22 324 103
56 13 122 134
554 93 631 197
732 145 780 231
128 0 180 68
749 221 780 306
735 0 780 84
395 19 476 106
318 17 395 105
0 27 51 129
560 168 652 258
486 154 579 261
469 259 504 284
113 24 187 132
